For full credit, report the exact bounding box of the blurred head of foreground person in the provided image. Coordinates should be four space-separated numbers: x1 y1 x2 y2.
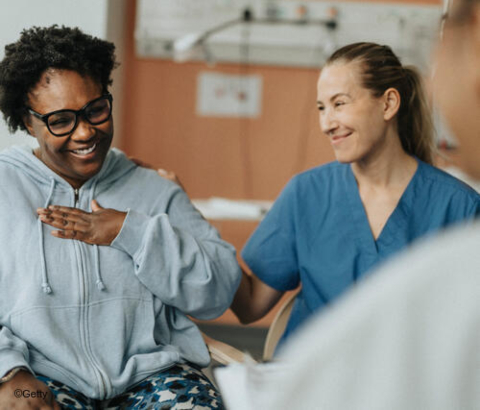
434 0 480 180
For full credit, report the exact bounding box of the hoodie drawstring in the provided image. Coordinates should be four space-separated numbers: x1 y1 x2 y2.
39 178 55 294
93 245 105 291
38 178 106 294
90 180 106 291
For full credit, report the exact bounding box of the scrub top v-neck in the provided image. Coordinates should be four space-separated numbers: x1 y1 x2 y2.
344 159 419 272
242 160 480 344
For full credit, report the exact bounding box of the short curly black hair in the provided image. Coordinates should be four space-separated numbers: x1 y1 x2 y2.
0 25 118 133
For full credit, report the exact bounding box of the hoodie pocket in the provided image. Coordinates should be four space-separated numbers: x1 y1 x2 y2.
86 297 164 375
11 306 87 379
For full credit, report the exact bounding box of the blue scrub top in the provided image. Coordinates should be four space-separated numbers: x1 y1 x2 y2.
242 159 480 345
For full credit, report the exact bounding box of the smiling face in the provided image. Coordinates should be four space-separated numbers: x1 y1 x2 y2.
25 69 113 189
433 0 480 179
317 62 394 164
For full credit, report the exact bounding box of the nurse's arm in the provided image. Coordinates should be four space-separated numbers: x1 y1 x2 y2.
231 270 284 324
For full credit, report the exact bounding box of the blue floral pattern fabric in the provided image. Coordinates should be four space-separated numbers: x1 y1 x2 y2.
37 363 224 409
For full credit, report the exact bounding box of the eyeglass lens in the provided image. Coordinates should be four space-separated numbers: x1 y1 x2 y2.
48 97 111 135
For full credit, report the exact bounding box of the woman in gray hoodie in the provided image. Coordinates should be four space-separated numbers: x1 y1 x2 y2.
0 25 241 409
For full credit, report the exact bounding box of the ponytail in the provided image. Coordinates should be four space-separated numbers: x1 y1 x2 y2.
398 67 435 165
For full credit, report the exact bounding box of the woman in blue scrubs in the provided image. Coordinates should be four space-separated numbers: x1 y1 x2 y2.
230 42 480 346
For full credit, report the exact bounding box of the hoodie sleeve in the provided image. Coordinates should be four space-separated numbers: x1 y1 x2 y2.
0 326 34 378
110 186 242 320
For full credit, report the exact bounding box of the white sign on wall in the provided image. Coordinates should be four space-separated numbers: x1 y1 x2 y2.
197 72 262 118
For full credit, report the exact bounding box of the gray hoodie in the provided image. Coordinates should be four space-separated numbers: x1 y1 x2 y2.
0 145 242 399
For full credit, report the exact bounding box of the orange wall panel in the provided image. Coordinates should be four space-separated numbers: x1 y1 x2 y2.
122 58 334 199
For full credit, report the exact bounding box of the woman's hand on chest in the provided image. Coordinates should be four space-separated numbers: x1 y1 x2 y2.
37 199 126 246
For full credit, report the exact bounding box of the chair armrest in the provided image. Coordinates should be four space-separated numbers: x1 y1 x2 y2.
263 288 300 361
202 332 257 365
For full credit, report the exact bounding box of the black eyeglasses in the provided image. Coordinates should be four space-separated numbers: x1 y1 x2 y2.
28 93 113 137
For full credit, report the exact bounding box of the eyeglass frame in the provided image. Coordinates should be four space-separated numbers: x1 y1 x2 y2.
27 93 113 137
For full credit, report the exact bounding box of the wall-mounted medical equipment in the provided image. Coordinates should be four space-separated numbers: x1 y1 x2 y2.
135 0 443 70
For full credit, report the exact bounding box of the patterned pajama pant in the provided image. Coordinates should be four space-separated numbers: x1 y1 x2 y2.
37 363 224 410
